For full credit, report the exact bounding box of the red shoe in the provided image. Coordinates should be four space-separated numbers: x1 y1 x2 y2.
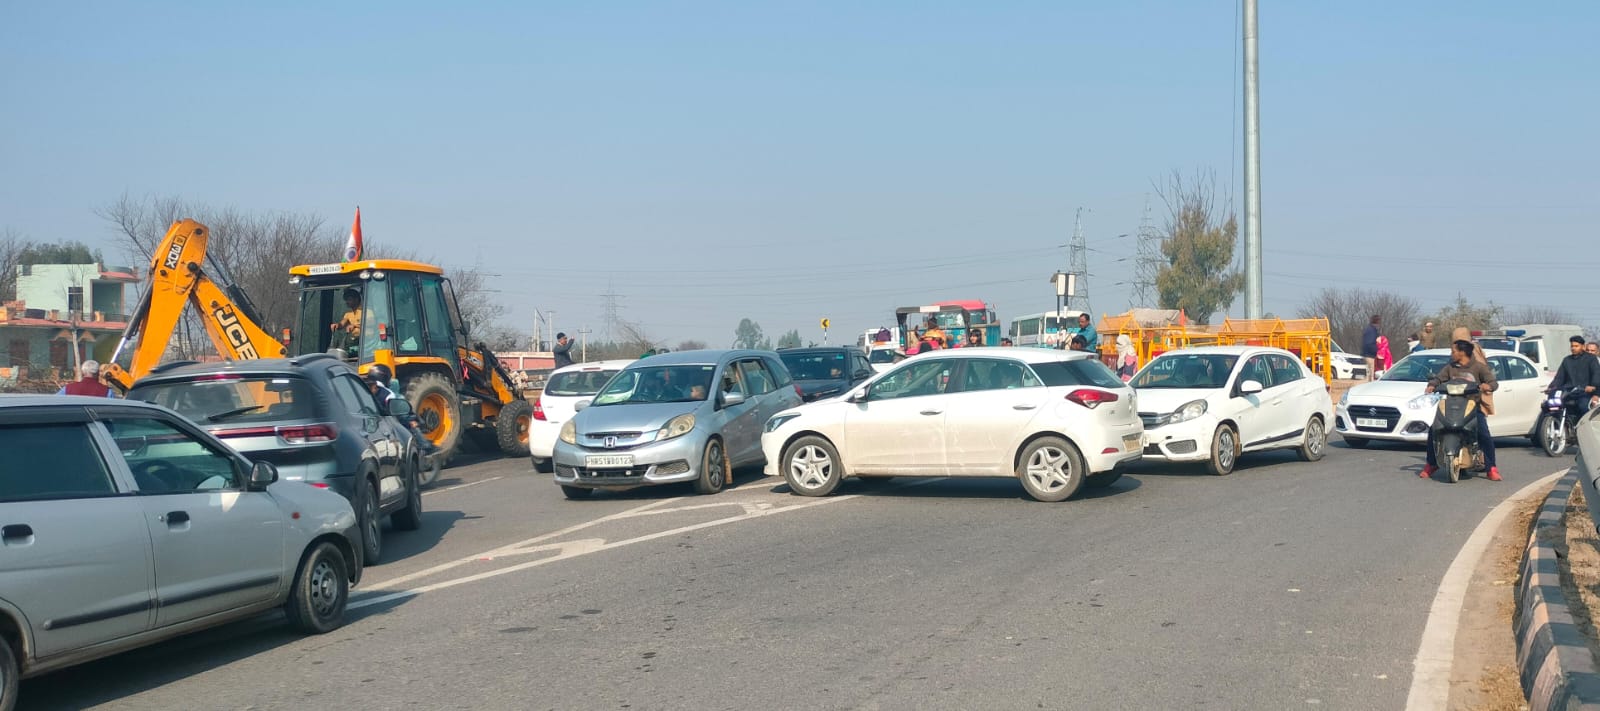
1487 467 1502 481
1420 465 1437 479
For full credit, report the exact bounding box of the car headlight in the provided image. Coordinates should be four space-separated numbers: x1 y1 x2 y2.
764 413 800 433
655 414 696 442
1408 393 1442 410
559 420 577 445
1338 390 1349 407
1169 399 1208 424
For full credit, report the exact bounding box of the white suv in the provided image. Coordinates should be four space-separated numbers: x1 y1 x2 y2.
528 360 635 472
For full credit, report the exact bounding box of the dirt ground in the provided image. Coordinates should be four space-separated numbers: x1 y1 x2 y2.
1448 491 1542 710
1560 486 1600 671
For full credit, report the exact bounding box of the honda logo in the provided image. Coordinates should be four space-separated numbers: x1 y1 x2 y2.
603 436 618 449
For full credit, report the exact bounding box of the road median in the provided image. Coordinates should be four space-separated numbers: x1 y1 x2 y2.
1515 469 1600 709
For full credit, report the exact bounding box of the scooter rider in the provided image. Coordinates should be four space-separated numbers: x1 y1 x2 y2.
1421 340 1499 481
1547 335 1599 413
364 364 439 455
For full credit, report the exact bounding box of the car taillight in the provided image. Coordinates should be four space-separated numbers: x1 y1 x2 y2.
1064 389 1119 409
277 423 339 444
794 385 804 398
308 482 330 489
532 397 546 421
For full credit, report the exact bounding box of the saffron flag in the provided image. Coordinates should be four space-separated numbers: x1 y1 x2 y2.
343 207 363 262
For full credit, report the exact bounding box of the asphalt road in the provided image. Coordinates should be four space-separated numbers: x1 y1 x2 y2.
19 438 1568 710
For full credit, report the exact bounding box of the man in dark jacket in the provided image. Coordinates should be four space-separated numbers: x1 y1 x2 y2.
1548 336 1599 412
552 332 575 368
1361 315 1381 381
1421 340 1499 481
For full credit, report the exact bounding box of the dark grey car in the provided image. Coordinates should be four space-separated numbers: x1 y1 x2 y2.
127 354 423 563
777 347 876 402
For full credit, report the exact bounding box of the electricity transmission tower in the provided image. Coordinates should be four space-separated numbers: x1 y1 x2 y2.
600 286 622 342
1131 196 1164 308
1066 208 1090 312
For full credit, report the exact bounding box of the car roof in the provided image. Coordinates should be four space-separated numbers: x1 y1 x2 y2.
1408 347 1529 360
627 349 772 367
908 347 1100 364
778 347 860 354
1152 345 1288 357
0 394 165 409
132 356 346 384
552 359 636 374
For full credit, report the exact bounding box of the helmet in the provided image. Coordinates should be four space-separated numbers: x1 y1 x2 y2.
366 364 392 385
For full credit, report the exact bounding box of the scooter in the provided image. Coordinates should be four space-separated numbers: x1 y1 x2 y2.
1537 389 1588 457
1430 377 1488 483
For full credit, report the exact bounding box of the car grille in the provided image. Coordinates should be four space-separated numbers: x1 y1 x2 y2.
1139 412 1171 428
1349 405 1401 432
582 431 649 449
559 460 691 481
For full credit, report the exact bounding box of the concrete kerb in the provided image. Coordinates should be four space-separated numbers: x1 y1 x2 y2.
1515 468 1600 710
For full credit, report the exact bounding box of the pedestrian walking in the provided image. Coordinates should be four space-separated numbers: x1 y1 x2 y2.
1376 334 1393 373
1361 315 1381 381
1115 334 1138 382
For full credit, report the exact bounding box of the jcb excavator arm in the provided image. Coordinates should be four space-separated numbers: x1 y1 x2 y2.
103 219 286 392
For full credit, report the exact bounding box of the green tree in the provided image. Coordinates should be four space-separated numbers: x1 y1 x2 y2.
776 329 802 349
17 240 102 267
1154 171 1244 325
733 318 771 350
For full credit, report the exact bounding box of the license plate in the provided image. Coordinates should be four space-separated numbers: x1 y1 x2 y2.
585 454 634 468
1123 434 1142 452
1356 418 1387 428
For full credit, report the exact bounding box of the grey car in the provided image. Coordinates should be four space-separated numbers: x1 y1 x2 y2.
127 354 423 563
552 350 803 498
0 395 362 711
777 346 876 402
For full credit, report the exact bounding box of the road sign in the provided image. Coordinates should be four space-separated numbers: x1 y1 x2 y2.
821 318 830 330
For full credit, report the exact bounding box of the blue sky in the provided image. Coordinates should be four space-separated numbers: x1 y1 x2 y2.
2 1 1595 347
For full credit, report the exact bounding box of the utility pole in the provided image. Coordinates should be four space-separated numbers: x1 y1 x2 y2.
578 326 592 362
1242 0 1264 318
1067 207 1091 313
547 310 556 353
1131 195 1162 308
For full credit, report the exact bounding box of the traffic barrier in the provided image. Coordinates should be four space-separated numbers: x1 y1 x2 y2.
1515 468 1600 709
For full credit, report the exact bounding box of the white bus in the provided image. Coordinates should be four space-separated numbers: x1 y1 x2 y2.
1008 310 1085 347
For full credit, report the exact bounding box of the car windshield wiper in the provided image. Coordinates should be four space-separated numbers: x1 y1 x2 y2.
207 405 266 422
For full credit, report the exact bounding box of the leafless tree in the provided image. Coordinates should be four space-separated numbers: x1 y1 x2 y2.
1299 288 1423 350
0 227 28 303
1502 305 1580 326
675 339 708 352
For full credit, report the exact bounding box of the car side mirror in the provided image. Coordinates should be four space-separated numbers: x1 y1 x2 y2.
248 461 278 491
720 391 747 408
387 397 414 418
1238 379 1264 395
847 386 870 403
574 399 591 412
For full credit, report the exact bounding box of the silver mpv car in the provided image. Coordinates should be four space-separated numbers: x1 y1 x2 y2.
552 350 802 498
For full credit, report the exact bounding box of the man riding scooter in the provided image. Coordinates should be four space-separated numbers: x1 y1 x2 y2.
1421 340 1500 482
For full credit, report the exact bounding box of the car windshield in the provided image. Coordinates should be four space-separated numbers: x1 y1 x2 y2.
131 376 318 424
544 369 620 397
1383 354 1451 382
779 351 849 381
590 365 716 405
1029 358 1125 389
1131 354 1239 390
868 349 898 364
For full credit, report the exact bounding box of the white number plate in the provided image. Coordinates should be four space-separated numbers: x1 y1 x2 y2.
1356 418 1387 428
1123 434 1142 452
306 263 344 275
586 454 634 468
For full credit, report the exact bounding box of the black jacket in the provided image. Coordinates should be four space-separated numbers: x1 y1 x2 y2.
552 340 575 368
1549 353 1600 394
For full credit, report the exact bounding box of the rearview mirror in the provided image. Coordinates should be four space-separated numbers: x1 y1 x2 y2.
387 397 414 418
846 386 870 403
720 391 747 408
248 461 278 491
574 399 591 412
1239 379 1264 395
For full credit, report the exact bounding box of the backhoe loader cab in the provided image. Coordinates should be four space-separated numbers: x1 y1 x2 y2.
287 260 531 463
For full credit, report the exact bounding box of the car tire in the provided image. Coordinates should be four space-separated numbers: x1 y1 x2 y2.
694 438 729 495
1343 436 1370 449
0 635 17 711
1296 415 1327 462
495 399 533 456
390 460 423 532
284 541 350 634
531 457 553 474
560 485 594 500
403 371 462 465
1082 471 1122 490
1207 424 1238 476
358 479 382 564
783 436 843 497
1016 436 1086 502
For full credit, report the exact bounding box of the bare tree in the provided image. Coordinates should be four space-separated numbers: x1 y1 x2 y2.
1502 305 1581 325
675 339 708 352
1299 288 1423 351
0 227 28 303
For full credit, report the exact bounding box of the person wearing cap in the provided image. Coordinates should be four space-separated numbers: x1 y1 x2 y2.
59 360 114 397
364 364 437 454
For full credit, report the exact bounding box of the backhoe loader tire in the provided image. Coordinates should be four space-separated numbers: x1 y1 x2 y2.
404 372 462 465
496 399 533 457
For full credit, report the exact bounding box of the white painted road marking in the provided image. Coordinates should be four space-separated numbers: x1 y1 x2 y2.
422 476 504 496
1404 467 1567 711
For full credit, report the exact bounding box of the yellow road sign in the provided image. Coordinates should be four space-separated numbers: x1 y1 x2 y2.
821 318 830 330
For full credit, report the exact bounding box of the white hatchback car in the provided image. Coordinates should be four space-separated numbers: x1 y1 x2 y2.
1335 348 1551 448
528 359 635 472
761 348 1144 502
1133 346 1334 475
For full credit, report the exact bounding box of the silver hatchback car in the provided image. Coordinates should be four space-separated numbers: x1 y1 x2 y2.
0 396 362 710
552 350 803 498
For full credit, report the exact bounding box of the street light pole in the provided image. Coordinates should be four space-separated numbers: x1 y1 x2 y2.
1242 0 1264 318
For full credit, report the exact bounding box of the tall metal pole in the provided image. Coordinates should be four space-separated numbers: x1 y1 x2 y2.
1242 0 1264 318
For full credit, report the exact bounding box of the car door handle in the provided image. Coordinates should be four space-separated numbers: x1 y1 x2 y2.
163 511 190 525
2 524 32 541
920 409 943 416
1013 404 1037 410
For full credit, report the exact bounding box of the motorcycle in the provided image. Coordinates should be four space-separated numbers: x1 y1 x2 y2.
1430 377 1488 483
1537 389 1585 457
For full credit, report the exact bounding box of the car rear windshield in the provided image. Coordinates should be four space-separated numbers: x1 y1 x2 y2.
1029 358 1125 389
779 351 848 381
544 369 620 397
131 376 320 424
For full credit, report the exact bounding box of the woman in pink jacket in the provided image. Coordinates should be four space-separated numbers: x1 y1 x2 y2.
1376 334 1393 372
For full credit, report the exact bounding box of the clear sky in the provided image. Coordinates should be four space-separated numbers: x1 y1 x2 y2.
3 1 1595 347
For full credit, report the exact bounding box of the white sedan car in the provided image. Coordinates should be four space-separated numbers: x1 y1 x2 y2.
1133 346 1334 475
1335 348 1551 447
528 359 635 472
761 348 1143 502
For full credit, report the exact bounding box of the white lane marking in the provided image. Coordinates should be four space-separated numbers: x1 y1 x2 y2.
422 476 504 496
350 494 857 610
1403 467 1567 711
